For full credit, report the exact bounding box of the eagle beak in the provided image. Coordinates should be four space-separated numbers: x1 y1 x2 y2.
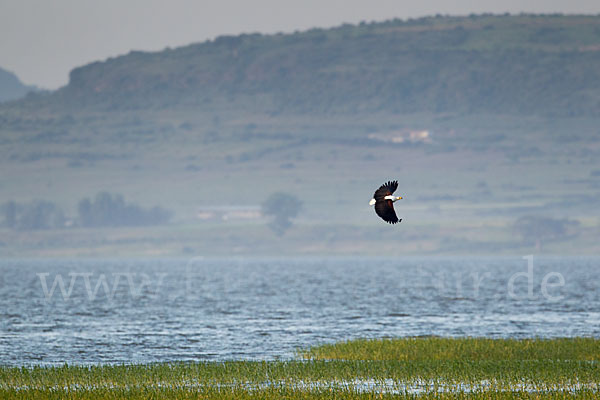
398 196 403 200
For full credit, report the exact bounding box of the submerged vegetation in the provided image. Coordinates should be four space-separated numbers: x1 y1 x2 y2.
1 338 599 398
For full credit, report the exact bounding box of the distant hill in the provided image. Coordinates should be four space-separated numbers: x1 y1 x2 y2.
7 14 600 117
0 14 599 257
0 67 37 103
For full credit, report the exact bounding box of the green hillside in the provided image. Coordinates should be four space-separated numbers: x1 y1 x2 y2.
7 14 600 116
0 14 599 257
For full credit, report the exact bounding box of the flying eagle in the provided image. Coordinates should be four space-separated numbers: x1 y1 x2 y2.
369 180 403 224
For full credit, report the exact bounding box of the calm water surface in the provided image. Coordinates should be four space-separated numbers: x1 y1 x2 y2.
0 256 598 365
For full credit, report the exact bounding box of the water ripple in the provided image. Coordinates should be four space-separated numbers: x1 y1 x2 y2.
0 256 598 365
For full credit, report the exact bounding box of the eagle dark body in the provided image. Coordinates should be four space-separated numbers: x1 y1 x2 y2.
373 180 401 224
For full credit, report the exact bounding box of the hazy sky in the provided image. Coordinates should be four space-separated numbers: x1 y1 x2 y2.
1 0 599 89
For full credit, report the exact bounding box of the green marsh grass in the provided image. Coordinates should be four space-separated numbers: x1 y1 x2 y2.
1 388 600 400
300 337 600 361
1 338 599 398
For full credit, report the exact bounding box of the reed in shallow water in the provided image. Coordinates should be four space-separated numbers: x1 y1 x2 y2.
299 337 600 361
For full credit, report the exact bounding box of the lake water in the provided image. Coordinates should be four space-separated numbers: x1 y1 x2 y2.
0 256 598 366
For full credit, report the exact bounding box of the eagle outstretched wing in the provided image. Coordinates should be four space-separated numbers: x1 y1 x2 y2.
373 180 400 224
373 180 398 200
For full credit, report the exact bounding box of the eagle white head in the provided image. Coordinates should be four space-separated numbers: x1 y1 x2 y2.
369 195 402 206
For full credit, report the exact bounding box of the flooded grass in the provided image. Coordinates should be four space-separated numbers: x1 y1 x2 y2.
300 337 600 361
1 338 599 398
1 388 600 399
